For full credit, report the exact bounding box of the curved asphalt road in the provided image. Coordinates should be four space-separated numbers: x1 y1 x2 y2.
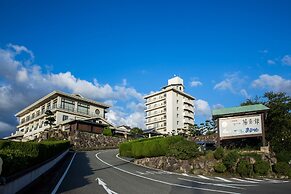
55 150 291 194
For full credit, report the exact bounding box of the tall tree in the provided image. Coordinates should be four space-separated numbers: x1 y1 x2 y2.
241 92 291 152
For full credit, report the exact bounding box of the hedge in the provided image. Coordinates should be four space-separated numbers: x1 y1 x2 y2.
214 163 227 173
213 147 224 160
0 140 70 177
167 140 200 160
273 162 291 176
119 136 185 159
222 150 239 172
254 160 270 175
236 159 253 177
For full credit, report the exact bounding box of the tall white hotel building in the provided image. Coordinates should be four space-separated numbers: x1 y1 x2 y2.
144 76 195 135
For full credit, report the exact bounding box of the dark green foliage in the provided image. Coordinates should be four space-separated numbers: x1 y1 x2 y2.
214 163 227 173
103 127 113 136
273 162 291 176
119 136 185 158
130 127 143 137
167 140 200 160
240 153 262 162
276 151 291 163
254 160 270 175
214 147 224 160
0 140 70 177
236 159 253 177
241 92 291 152
222 150 239 171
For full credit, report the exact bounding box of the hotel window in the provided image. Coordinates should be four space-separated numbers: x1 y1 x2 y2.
36 110 40 117
26 115 30 122
41 105 45 114
21 118 25 124
177 121 179 125
77 102 89 114
63 115 69 121
31 113 35 119
47 102 51 110
52 99 57 109
177 114 179 118
61 98 75 112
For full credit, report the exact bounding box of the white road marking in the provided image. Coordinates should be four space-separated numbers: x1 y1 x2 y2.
178 177 244 190
264 179 289 184
96 152 241 194
215 177 233 182
136 171 145 175
96 177 118 194
231 178 258 183
51 152 76 194
245 178 263 182
198 175 211 180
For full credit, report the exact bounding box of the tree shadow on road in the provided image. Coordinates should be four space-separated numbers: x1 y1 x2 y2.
57 152 94 193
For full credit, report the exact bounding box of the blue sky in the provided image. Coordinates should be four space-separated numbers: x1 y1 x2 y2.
0 0 291 137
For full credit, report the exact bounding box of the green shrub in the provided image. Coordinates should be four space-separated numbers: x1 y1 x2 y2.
254 160 270 175
103 127 113 136
236 159 253 177
222 150 239 172
119 136 184 158
276 151 291 163
0 140 70 177
167 140 200 160
214 163 227 173
273 162 291 176
214 147 224 160
241 152 262 162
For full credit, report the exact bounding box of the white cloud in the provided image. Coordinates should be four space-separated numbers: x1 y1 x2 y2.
214 80 233 91
190 80 202 87
214 73 247 97
106 108 145 129
7 43 34 59
212 104 224 109
282 55 291 66
267 59 276 65
240 89 251 99
126 102 145 112
0 44 145 136
259 49 268 54
252 74 291 95
194 99 211 118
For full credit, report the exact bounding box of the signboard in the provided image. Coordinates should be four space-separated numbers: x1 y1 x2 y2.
219 114 262 139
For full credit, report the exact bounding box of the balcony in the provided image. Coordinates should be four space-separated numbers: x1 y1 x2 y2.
183 105 194 113
183 99 194 106
145 95 166 105
183 111 194 119
146 102 166 111
17 105 100 127
146 118 166 125
146 110 166 118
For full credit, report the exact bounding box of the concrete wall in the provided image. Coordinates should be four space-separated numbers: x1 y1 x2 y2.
0 150 69 194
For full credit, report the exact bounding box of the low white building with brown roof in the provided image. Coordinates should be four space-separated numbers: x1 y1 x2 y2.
12 90 110 141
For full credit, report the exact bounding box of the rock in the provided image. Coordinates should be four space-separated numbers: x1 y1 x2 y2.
249 157 256 165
